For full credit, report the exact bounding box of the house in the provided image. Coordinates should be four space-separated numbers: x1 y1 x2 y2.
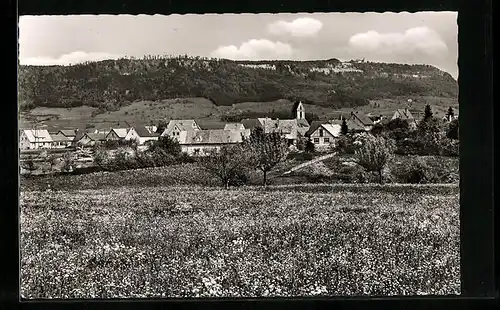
161 119 201 139
106 128 130 141
347 111 374 131
177 129 251 156
392 108 417 129
57 129 78 140
50 132 73 148
19 129 54 150
133 126 160 145
258 118 304 146
306 122 341 150
224 123 245 131
75 132 107 147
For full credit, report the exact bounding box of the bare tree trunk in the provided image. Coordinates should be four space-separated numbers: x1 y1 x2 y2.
378 170 383 185
225 179 230 190
263 170 267 187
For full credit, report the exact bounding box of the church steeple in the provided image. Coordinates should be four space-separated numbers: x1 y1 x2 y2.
296 101 305 120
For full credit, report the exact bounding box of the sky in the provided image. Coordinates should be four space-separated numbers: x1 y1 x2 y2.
18 12 458 78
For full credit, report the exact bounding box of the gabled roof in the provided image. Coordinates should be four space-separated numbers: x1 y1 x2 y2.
134 126 159 137
349 111 374 126
258 118 299 134
178 129 250 145
305 121 324 136
21 129 53 143
166 120 200 132
297 118 310 127
307 123 341 137
108 128 129 138
58 129 77 137
394 109 415 120
86 132 107 141
51 133 73 142
346 119 366 131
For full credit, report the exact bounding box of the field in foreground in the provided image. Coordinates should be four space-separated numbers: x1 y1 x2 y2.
20 183 460 298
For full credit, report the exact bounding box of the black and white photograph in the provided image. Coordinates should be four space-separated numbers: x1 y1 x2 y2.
18 12 460 298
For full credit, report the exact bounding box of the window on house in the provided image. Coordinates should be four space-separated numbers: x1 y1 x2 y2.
324 138 330 143
319 129 323 137
313 138 319 143
194 148 200 154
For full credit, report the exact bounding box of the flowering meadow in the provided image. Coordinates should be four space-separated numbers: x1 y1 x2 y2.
20 182 460 298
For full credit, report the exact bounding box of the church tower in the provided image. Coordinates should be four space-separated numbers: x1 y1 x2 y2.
296 101 305 120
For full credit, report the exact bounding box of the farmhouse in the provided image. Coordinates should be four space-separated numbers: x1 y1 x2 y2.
105 128 129 141
75 132 107 147
306 122 341 150
177 129 250 156
392 108 417 129
19 129 54 150
57 129 78 140
50 132 73 148
133 126 160 145
161 119 201 139
347 111 374 131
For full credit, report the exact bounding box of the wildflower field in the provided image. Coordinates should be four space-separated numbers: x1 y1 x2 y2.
20 182 460 298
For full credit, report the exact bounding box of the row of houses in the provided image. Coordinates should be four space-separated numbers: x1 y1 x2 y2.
19 102 458 155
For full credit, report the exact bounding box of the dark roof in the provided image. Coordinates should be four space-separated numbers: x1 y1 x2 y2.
297 118 310 127
58 129 77 137
134 126 159 137
350 111 374 126
241 118 262 130
394 109 415 120
305 121 323 136
86 133 107 141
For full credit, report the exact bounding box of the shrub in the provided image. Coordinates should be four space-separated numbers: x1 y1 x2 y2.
355 135 395 184
390 156 458 184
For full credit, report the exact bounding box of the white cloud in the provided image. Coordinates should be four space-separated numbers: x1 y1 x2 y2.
348 27 449 58
19 51 123 66
211 39 293 60
268 17 323 37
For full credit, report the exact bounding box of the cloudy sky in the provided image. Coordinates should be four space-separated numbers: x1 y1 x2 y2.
19 12 458 78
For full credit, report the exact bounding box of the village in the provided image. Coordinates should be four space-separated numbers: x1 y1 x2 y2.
19 101 458 154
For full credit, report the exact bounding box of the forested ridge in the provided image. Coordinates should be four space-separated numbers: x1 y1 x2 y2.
18 55 458 112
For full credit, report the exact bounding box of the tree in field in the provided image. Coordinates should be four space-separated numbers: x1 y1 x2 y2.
61 152 74 172
446 118 459 140
446 107 455 120
148 135 181 157
243 127 289 187
341 119 349 135
156 120 169 134
47 153 58 172
305 139 315 153
200 145 249 189
355 135 395 184
423 104 433 121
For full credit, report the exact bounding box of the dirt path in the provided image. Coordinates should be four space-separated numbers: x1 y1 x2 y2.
282 152 338 175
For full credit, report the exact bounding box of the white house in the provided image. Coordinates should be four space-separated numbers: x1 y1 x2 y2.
177 129 250 156
133 126 160 145
161 120 201 140
19 129 54 150
307 123 341 150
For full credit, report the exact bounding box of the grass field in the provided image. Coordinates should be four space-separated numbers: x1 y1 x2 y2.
20 181 460 298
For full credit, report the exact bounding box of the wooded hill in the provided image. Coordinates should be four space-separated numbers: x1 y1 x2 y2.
18 55 458 112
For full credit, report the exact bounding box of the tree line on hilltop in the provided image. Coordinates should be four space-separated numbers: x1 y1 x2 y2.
18 55 458 113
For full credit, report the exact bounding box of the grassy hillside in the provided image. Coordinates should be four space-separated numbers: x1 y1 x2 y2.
18 56 457 114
